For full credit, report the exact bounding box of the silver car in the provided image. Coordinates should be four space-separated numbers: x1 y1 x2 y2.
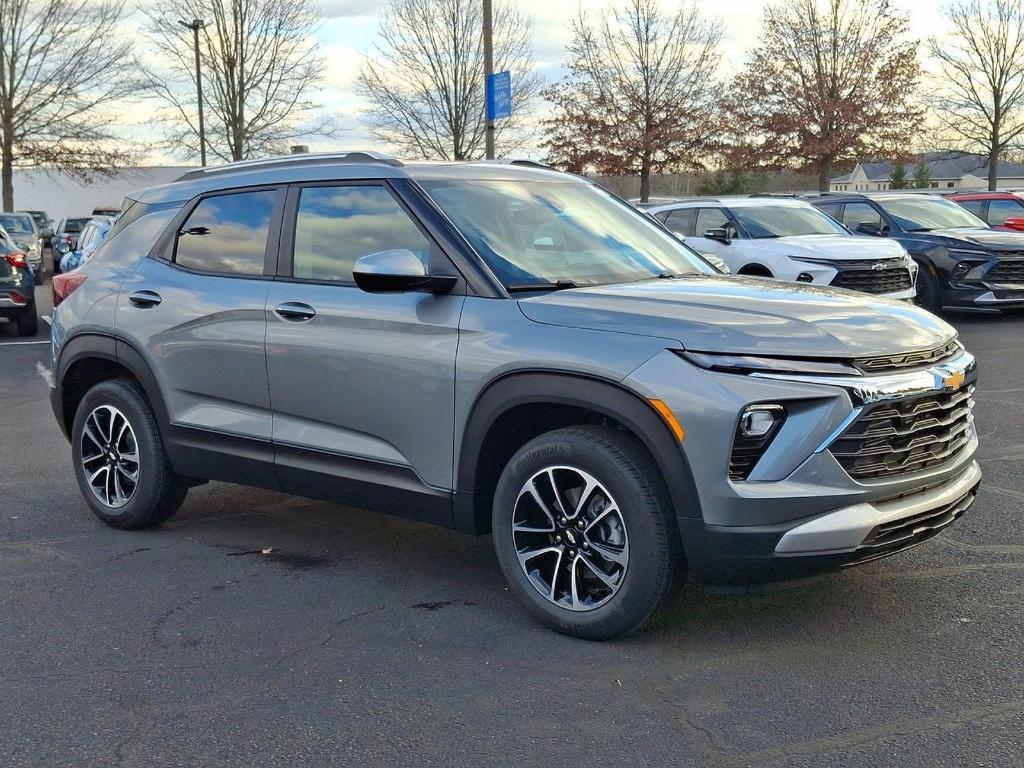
49 154 981 639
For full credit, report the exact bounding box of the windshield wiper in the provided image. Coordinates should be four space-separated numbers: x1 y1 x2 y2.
506 280 580 293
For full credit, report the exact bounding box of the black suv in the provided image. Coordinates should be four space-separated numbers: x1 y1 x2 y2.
812 193 1024 312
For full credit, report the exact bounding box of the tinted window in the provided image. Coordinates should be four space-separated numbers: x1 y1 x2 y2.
730 204 845 238
957 200 985 218
175 190 276 275
292 185 430 282
815 202 843 221
0 214 34 235
64 219 87 233
695 208 734 237
842 202 883 231
987 198 1024 225
663 208 697 236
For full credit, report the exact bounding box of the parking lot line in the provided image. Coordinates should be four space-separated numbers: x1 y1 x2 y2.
0 340 50 346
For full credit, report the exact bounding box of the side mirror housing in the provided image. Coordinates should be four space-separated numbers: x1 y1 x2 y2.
352 249 457 294
55 241 71 255
703 227 731 244
855 221 882 236
1002 216 1024 232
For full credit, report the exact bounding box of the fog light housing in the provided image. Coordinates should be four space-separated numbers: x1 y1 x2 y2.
739 405 783 437
951 262 972 280
796 272 814 283
730 405 786 481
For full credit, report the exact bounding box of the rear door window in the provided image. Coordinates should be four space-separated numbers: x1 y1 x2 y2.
174 190 277 275
663 208 697 237
957 200 985 218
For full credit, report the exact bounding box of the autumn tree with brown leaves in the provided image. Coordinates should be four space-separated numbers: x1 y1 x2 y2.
542 0 722 202
725 0 923 192
929 0 1024 190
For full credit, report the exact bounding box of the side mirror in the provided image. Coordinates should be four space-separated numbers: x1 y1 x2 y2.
1003 216 1024 231
703 227 731 244
352 249 457 294
855 221 882 236
55 241 71 255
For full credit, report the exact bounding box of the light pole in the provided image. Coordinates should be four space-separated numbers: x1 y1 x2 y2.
483 0 495 160
178 18 207 167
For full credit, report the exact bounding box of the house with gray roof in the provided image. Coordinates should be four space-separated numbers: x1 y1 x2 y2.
830 151 1024 192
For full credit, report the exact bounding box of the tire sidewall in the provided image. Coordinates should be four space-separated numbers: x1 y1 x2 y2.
71 380 164 526
492 429 672 639
916 266 941 312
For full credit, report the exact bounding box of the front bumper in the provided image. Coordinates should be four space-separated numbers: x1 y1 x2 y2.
625 347 980 585
943 257 1024 307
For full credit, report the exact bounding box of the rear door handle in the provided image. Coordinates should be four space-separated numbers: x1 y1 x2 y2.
128 290 162 307
274 301 316 321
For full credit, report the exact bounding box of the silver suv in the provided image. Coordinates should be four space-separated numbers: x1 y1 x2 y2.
49 154 981 639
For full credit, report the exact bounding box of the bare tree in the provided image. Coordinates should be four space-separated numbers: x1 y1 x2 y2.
929 0 1024 190
726 0 923 191
358 0 541 160
0 0 140 209
542 0 722 202
142 0 334 162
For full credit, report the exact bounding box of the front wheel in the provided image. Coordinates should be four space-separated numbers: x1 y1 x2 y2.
71 379 188 529
915 266 942 312
492 425 683 640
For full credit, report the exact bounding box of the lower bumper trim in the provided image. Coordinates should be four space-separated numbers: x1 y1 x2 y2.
774 461 982 555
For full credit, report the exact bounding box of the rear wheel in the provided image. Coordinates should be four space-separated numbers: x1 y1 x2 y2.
492 425 683 640
71 379 188 529
15 306 38 336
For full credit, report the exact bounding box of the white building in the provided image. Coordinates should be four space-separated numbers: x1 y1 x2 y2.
830 151 1024 193
11 166 196 222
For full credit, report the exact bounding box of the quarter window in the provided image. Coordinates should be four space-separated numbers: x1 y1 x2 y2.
175 190 276 275
291 185 430 283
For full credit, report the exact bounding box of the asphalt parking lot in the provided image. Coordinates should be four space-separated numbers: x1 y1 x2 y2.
1 281 1022 767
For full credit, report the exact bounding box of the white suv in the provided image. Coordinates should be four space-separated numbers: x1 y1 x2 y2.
649 196 917 300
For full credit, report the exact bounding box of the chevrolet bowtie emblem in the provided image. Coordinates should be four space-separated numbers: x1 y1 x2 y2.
871 262 886 271
943 370 965 390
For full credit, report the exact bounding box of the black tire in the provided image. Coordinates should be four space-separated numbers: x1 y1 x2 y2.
71 379 188 529
15 306 38 337
738 265 773 278
492 425 683 640
915 265 942 312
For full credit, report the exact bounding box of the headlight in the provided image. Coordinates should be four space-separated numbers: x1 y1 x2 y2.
948 248 989 259
676 350 859 376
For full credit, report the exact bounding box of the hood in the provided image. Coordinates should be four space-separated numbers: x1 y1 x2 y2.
913 227 1024 253
780 234 908 260
517 276 956 358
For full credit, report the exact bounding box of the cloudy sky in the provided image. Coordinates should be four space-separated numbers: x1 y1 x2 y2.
140 0 954 160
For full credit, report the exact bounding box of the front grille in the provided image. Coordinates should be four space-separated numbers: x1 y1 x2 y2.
856 486 977 556
830 267 913 294
829 385 975 480
854 340 962 374
987 259 1024 283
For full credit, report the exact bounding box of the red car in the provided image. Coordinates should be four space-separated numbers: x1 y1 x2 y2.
944 191 1024 231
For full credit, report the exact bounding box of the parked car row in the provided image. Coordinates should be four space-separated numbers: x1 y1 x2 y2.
636 190 1024 315
48 154 981 639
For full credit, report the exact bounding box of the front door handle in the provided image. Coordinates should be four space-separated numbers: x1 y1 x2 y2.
128 290 162 307
274 301 316 321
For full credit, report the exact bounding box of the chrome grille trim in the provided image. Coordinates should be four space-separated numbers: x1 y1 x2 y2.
854 340 962 374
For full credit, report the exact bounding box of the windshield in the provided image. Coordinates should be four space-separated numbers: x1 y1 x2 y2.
0 214 33 235
419 179 710 288
64 219 88 233
730 204 846 238
876 197 986 231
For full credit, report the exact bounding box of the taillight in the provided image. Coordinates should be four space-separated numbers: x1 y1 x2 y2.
8 291 26 305
5 251 28 269
52 272 87 307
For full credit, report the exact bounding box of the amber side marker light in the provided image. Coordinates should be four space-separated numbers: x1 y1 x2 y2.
648 398 685 443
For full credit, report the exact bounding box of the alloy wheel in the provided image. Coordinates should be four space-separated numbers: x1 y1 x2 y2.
80 405 140 509
512 465 628 611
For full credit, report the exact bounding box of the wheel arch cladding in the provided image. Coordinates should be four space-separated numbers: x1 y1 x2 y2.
54 334 170 440
455 372 702 536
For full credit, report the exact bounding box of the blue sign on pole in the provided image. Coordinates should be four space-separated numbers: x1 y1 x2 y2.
486 71 512 121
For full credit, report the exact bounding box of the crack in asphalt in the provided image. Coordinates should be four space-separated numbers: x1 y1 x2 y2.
721 698 1024 766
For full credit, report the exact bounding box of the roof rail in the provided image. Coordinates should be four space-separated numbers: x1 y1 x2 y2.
175 151 404 181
